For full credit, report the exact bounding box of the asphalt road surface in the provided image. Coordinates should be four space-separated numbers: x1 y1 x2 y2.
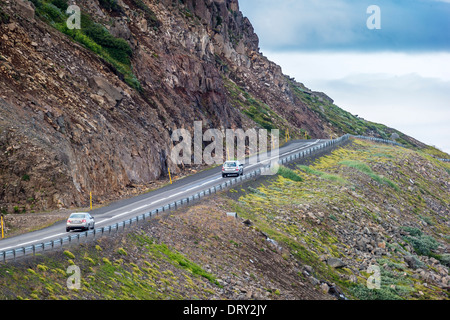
0 139 327 255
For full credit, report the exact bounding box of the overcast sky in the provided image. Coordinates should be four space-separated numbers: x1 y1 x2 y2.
239 0 450 154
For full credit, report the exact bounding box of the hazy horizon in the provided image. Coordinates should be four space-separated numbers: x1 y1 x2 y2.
239 0 450 154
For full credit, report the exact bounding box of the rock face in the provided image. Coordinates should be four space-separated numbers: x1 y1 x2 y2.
12 0 35 21
327 258 346 268
0 0 429 212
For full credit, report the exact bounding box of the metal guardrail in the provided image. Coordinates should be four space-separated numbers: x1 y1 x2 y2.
437 159 450 162
1 133 402 263
351 135 403 147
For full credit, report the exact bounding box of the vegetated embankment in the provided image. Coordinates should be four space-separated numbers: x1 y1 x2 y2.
0 138 449 300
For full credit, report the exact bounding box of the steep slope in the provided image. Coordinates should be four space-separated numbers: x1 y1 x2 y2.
0 0 442 215
0 138 448 300
229 138 449 300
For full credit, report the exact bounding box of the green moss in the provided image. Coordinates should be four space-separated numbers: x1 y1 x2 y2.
63 250 75 259
27 268 37 275
37 264 49 272
401 226 422 237
117 247 127 256
297 165 348 184
278 166 303 182
350 284 402 300
223 78 295 139
83 256 96 265
225 138 450 300
129 232 220 286
339 160 399 191
38 2 67 23
420 146 450 159
129 0 160 28
35 1 141 91
156 244 218 285
98 0 121 12
404 234 439 257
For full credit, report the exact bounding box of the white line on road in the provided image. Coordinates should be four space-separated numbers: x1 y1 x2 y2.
0 139 324 252
97 140 320 225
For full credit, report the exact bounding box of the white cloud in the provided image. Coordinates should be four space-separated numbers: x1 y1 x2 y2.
238 1 450 154
263 51 450 82
263 51 450 153
241 0 363 50
240 0 450 51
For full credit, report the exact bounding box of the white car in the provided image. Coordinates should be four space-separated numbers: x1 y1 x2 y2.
66 212 95 232
222 160 244 177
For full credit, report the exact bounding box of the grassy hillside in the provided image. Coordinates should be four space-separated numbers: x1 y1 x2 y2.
228 138 449 300
0 138 448 300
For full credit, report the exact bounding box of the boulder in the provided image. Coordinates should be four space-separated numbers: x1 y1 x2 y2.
110 18 132 41
404 255 420 269
320 283 330 294
88 76 123 106
304 265 313 274
309 277 320 286
327 258 346 268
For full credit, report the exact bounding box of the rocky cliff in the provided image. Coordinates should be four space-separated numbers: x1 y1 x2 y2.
0 0 433 213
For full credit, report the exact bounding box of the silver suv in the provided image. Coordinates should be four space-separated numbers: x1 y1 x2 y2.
222 160 244 178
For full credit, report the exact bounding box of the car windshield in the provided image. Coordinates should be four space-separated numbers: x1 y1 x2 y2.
225 162 237 167
70 213 86 219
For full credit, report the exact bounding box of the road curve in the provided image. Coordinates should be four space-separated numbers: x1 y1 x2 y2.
0 138 327 254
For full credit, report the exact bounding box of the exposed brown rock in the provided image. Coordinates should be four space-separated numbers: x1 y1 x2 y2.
0 0 432 214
